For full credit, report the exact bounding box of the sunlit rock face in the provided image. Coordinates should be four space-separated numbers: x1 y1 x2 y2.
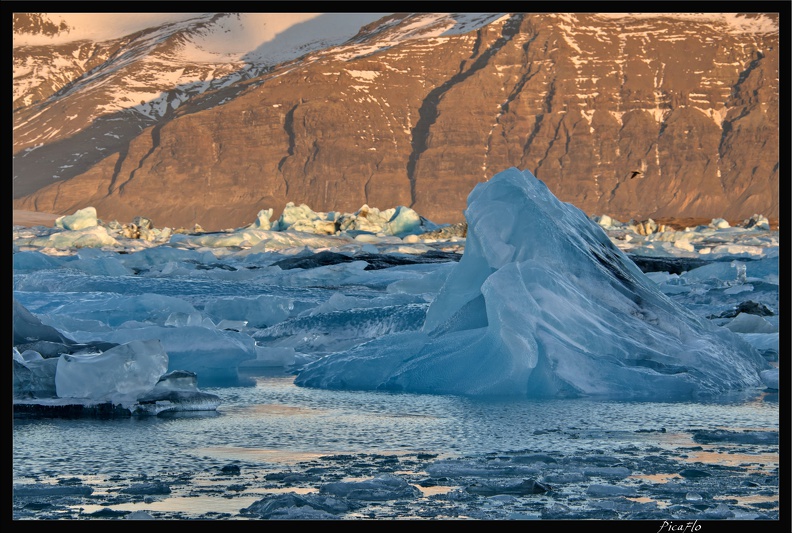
295 168 769 399
13 13 778 230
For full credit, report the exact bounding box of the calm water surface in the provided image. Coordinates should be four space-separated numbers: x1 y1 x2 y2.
13 375 779 482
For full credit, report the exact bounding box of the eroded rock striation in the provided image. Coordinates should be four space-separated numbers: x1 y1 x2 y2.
13 13 779 231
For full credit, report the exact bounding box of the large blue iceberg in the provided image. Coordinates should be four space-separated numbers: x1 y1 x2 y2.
295 168 770 399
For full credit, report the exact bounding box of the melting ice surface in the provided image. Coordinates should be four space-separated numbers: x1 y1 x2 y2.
296 169 770 398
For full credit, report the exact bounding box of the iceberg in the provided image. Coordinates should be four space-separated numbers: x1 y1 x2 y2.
55 206 99 231
295 168 770 399
13 299 222 414
55 339 168 403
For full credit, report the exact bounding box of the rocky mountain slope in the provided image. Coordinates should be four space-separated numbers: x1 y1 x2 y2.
13 12 780 231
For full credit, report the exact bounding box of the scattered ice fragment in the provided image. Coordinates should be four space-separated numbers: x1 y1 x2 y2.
760 368 779 390
55 206 98 230
55 339 168 403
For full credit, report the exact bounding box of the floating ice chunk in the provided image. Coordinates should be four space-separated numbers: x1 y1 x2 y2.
14 483 93 497
385 205 422 236
55 339 168 403
55 206 98 230
42 293 198 330
255 304 427 355
12 250 68 271
219 230 352 254
273 203 335 234
681 260 745 284
760 369 778 390
710 218 731 229
736 332 778 360
14 299 66 344
594 214 614 228
319 474 420 500
296 168 769 399
386 263 455 295
239 346 297 369
216 319 248 331
242 493 351 519
27 225 120 249
742 214 770 230
725 313 778 334
13 348 58 399
709 244 765 256
586 484 638 497
249 208 274 230
65 248 134 276
135 370 221 413
673 236 695 252
118 246 217 271
72 325 257 386
164 311 206 328
204 295 293 328
176 228 273 248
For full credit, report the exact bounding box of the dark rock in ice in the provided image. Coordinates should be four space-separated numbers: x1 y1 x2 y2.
273 251 356 270
465 478 551 496
272 249 462 271
710 300 776 318
420 222 468 240
13 400 134 419
319 474 421 501
87 508 130 518
220 464 241 475
626 254 709 274
691 429 779 445
194 262 237 271
357 250 462 270
678 468 711 479
120 482 171 495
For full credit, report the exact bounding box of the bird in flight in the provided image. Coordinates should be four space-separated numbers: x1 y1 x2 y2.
629 170 643 179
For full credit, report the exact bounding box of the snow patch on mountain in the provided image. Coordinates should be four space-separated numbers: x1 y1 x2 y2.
594 13 778 34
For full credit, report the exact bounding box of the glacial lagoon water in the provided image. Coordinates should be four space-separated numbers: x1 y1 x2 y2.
12 192 781 519
13 372 779 520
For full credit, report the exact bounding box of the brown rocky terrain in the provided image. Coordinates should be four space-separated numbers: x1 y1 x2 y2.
13 13 780 231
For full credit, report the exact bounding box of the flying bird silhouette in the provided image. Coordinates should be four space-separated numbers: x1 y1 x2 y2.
629 170 643 179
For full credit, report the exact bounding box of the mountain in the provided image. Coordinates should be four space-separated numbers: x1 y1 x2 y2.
13 12 780 231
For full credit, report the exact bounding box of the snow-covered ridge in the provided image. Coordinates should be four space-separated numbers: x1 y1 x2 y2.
13 13 390 64
593 13 779 34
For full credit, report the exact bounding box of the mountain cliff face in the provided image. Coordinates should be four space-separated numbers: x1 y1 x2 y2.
13 13 780 231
